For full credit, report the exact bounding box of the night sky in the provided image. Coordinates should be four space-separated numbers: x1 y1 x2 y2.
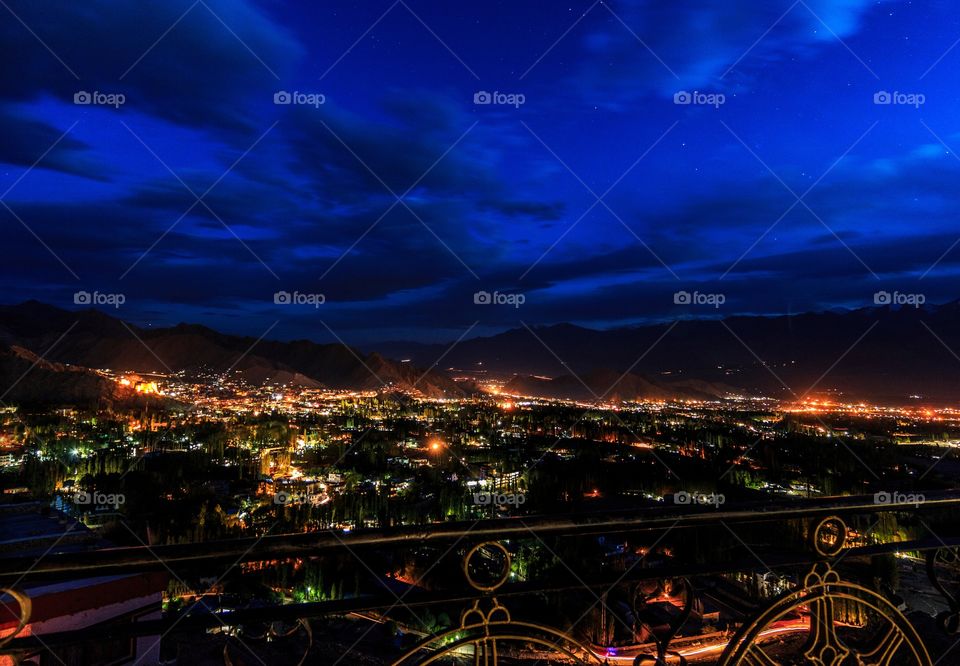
2 0 959 345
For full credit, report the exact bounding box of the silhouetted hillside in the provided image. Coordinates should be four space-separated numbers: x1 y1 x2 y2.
378 303 960 404
0 302 466 399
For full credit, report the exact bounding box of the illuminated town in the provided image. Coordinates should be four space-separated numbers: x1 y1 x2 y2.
6 368 960 525
2 364 958 662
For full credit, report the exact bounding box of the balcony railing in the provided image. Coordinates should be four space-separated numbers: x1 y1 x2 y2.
2 492 959 664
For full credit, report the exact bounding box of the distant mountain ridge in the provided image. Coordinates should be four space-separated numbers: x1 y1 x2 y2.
0 301 466 401
0 344 127 406
3 301 960 405
376 302 960 404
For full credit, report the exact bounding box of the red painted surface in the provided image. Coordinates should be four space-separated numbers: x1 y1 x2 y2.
0 572 167 631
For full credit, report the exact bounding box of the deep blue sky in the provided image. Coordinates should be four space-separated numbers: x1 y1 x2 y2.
2 0 959 344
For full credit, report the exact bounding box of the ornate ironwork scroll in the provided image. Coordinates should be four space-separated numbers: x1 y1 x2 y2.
392 541 605 665
0 587 31 657
719 516 931 665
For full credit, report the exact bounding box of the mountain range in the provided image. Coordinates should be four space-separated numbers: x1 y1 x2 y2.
376 302 960 404
0 302 465 404
2 300 960 405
